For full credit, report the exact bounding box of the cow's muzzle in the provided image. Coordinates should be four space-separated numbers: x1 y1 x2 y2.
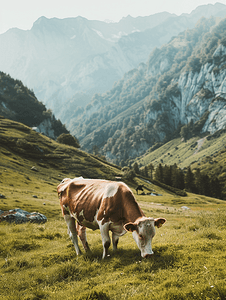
144 253 153 259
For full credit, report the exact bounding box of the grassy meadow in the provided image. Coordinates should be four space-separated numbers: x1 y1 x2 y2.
0 118 226 299
137 132 226 170
1 192 225 300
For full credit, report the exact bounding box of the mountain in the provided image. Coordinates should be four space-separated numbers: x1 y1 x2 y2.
0 72 68 139
0 12 173 116
73 16 226 166
0 3 226 126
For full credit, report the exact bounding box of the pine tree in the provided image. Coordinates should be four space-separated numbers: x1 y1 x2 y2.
143 166 148 177
133 162 140 174
155 163 163 182
171 165 185 190
185 167 195 192
180 125 190 142
202 174 211 196
195 169 203 194
210 177 222 199
148 163 155 179
163 165 172 186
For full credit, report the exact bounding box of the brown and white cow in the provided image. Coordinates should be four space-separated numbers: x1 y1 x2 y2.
57 177 166 259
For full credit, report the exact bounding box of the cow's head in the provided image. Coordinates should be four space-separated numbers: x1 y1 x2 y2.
124 217 166 258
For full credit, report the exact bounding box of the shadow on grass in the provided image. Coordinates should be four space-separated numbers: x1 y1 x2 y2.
79 244 177 271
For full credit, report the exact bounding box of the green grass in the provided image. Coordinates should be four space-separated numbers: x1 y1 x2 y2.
137 133 226 169
1 209 226 300
1 118 226 299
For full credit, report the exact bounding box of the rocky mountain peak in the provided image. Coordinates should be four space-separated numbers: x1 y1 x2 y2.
1 3 225 123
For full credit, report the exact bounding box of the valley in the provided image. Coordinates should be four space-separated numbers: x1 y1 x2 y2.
0 118 225 299
1 4 226 298
65 15 226 168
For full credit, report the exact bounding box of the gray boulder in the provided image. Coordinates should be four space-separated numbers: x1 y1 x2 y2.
0 208 47 224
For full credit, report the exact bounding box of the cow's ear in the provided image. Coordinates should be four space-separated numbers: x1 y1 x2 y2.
154 218 166 228
124 222 137 232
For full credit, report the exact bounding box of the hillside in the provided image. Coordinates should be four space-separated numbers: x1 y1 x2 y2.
72 16 226 166
1 120 226 299
0 117 121 177
0 116 194 216
134 127 226 198
0 117 124 216
0 72 68 139
0 3 226 125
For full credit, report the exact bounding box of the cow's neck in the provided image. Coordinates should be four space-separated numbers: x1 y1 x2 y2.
123 195 145 223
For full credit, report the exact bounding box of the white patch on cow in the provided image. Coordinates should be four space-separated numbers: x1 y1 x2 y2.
93 209 100 224
79 210 84 218
64 214 81 255
103 183 119 199
60 178 70 184
72 211 77 219
72 176 84 181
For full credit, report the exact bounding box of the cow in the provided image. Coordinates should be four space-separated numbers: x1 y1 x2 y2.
57 177 166 259
136 185 145 194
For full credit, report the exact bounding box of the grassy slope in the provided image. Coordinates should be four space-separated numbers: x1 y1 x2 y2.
0 117 122 216
136 133 226 169
0 118 226 299
136 131 226 196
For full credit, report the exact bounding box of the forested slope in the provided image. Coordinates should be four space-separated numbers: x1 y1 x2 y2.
0 72 68 139
72 17 226 166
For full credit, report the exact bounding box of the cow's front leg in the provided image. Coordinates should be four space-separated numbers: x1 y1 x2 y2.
98 222 111 259
76 223 91 253
64 215 81 255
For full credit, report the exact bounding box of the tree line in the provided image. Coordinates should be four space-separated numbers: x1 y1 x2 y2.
137 162 222 199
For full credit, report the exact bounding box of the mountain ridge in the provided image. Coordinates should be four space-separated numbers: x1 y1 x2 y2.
73 16 226 165
1 3 226 124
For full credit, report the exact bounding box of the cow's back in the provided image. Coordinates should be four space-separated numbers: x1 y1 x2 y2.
59 178 143 226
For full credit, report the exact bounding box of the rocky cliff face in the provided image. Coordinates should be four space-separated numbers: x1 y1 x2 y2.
32 118 57 139
143 44 226 143
73 17 226 165
177 45 226 133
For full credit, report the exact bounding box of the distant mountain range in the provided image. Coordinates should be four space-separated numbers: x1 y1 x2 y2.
1 2 226 126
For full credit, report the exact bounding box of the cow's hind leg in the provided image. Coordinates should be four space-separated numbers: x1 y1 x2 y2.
76 223 91 253
64 215 81 255
112 232 119 252
98 222 111 259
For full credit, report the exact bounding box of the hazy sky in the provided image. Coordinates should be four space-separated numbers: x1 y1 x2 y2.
1 0 226 34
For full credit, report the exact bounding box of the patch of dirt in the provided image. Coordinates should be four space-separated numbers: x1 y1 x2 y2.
193 137 207 155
